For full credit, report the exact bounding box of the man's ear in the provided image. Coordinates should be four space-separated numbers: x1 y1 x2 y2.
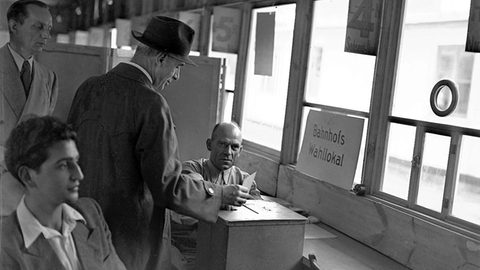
17 166 36 188
157 53 168 65
206 138 212 151
8 19 18 35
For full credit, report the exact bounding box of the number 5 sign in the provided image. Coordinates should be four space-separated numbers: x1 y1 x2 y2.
212 6 242 53
345 0 382 56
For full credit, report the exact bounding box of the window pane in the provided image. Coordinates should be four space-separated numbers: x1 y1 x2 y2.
209 51 237 91
242 4 296 150
417 133 449 212
305 0 375 112
452 136 480 225
381 124 415 200
222 91 234 122
394 0 480 129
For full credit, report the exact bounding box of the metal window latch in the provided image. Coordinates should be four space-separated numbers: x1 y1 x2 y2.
411 155 421 168
353 184 366 196
442 198 450 210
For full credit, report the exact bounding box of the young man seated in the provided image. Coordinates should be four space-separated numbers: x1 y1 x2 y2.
171 122 262 269
1 116 126 270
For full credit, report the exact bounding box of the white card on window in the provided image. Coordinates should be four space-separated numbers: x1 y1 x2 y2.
242 172 256 191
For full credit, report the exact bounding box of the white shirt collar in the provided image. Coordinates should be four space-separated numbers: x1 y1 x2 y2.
16 196 86 248
123 61 153 84
7 43 33 73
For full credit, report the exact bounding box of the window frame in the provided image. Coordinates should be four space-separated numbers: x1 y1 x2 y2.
227 0 480 236
366 0 480 235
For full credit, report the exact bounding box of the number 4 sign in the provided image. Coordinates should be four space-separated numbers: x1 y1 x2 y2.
345 0 382 56
466 0 480 53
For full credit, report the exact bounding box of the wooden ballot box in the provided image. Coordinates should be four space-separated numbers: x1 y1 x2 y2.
196 200 307 270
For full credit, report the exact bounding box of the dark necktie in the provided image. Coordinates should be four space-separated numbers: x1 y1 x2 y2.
21 60 31 96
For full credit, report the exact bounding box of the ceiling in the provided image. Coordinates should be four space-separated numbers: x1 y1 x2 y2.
0 0 60 3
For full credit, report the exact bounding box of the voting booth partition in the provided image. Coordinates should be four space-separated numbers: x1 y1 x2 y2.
36 43 224 162
161 56 225 161
35 43 111 122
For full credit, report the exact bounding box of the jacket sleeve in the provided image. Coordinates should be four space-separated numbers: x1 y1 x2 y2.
135 94 222 223
82 198 127 270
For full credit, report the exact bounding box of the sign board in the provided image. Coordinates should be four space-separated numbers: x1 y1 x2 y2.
212 6 241 53
116 19 131 48
89 27 105 47
74 30 89 45
297 110 364 190
466 0 480 52
56 33 69 44
254 12 275 76
130 15 150 47
345 0 382 56
179 11 201 52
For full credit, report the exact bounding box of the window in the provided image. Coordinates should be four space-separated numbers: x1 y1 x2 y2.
241 4 296 151
303 0 375 184
453 136 480 224
436 45 474 117
376 0 480 229
209 44 238 122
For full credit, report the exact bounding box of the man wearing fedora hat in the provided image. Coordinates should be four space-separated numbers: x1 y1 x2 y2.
67 16 251 270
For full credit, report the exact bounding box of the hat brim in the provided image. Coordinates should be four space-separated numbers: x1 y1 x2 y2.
132 30 197 66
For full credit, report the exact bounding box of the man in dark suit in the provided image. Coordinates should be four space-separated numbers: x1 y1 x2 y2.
1 116 126 270
0 0 58 216
67 16 251 270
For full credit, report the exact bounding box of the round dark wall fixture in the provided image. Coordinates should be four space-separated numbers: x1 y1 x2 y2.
430 79 458 117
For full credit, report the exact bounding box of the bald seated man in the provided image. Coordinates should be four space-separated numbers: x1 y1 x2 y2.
171 122 262 269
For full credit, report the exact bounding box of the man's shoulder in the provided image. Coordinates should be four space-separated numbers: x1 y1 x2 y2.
1 212 18 229
0 44 9 57
69 198 103 225
32 58 56 78
0 45 15 71
231 165 249 175
183 158 208 169
0 212 21 244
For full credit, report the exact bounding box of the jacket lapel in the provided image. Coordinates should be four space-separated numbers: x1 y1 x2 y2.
23 236 65 270
0 45 27 119
72 221 104 270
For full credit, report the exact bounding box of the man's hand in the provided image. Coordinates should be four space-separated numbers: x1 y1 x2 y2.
221 185 252 206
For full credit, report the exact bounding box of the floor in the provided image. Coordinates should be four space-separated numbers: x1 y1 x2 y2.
301 222 411 270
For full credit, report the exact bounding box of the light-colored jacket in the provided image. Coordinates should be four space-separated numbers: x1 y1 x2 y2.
1 198 127 270
0 44 58 215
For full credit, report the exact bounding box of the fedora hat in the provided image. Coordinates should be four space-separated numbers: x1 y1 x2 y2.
132 16 197 66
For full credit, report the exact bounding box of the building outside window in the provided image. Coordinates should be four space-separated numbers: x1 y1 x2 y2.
379 0 480 228
241 4 296 151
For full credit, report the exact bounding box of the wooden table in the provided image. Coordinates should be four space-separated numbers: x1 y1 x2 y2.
196 200 308 270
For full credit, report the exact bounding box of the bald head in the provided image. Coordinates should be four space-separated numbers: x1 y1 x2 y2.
211 122 242 141
207 122 243 170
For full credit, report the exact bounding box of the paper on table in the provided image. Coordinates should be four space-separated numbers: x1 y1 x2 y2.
242 172 256 191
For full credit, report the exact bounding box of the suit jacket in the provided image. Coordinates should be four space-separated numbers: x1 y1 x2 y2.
67 63 223 270
0 44 58 215
1 198 127 270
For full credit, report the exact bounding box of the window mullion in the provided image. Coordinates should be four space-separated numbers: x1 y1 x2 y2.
408 126 425 208
367 0 405 194
442 132 461 220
